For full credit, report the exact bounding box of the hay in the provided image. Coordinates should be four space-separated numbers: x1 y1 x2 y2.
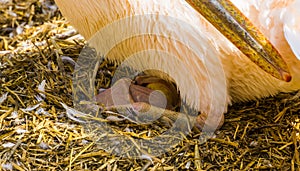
0 0 299 170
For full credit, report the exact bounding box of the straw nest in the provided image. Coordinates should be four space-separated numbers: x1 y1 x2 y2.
0 0 299 170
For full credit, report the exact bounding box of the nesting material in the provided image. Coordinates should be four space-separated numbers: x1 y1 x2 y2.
0 0 299 170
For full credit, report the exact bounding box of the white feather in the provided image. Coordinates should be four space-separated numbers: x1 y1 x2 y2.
284 25 300 60
283 0 300 60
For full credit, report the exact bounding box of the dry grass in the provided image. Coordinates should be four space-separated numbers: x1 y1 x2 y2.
0 0 299 170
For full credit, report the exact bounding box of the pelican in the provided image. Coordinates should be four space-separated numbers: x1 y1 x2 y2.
54 0 300 130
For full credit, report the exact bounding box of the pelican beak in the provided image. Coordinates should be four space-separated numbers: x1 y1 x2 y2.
186 0 292 82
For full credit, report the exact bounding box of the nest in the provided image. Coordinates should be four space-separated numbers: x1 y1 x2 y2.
0 0 299 170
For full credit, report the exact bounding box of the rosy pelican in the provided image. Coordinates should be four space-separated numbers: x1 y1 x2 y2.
54 0 299 130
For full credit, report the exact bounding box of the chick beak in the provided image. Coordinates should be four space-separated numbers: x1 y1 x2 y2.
185 0 292 82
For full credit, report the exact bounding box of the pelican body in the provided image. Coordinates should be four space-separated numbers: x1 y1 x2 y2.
54 0 300 129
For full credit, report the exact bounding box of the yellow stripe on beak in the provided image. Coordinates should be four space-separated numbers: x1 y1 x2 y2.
186 0 292 82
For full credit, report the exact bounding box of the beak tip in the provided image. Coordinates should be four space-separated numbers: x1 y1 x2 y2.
281 71 292 82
